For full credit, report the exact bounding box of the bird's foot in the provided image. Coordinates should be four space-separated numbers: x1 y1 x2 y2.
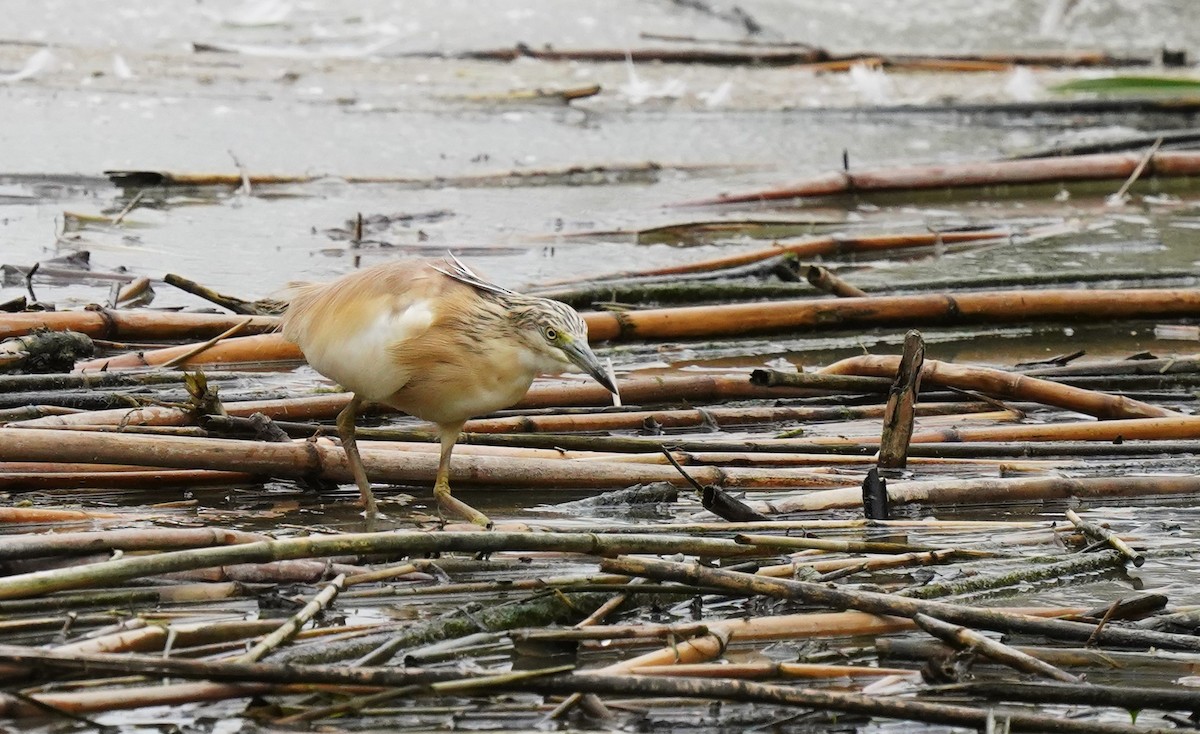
353 487 384 520
435 487 492 528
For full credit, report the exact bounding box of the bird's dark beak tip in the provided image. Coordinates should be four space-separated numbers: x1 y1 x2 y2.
583 364 617 395
599 373 619 395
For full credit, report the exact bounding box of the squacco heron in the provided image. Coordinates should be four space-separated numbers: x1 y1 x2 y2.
282 256 618 524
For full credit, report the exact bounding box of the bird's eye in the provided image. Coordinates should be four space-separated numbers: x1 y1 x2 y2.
543 326 558 341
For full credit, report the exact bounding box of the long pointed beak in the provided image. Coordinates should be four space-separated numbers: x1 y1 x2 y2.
562 339 618 394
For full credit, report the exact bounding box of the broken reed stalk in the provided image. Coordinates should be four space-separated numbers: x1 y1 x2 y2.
234 575 346 663
273 590 634 666
0 531 793 600
345 573 630 601
162 274 284 316
749 370 892 393
1065 509 1145 567
877 330 925 470
911 613 1082 683
0 369 251 393
508 603 1049 645
581 287 1200 341
0 469 257 491
0 583 245 617
44 619 280 659
897 551 1129 601
450 45 1145 67
106 161 704 189
1024 355 1200 378
0 647 1178 733
159 318 254 369
760 549 967 580
0 427 845 491
0 525 265 558
1110 136 1164 202
876 638 1200 671
0 310 277 342
822 354 1174 420
462 401 1001 434
903 415 1200 443
75 332 298 371
12 372 897 427
630 662 917 679
679 150 1200 206
545 229 1009 281
160 560 366 584
760 475 1200 513
538 270 1192 310
805 264 868 297
600 557 1200 652
596 518 1052 534
0 507 122 523
731 534 995 557
961 680 1200 715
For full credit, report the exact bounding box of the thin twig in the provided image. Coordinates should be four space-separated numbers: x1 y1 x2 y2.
234 574 346 663
1110 136 1164 203
1066 509 1144 567
111 190 146 226
160 318 253 369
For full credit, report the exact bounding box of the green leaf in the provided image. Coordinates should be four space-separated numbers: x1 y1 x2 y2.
1053 76 1200 95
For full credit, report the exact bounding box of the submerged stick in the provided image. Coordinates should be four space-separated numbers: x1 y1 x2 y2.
547 229 1009 282
0 530 787 600
962 680 1200 714
0 427 845 492
106 161 713 189
462 402 998 434
13 372 895 425
630 661 917 679
234 575 346 663
899 551 1128 600
163 274 285 316
1066 509 1145 567
601 557 1200 652
912 613 1082 683
680 150 1200 206
762 475 1200 513
805 265 867 297
823 354 1175 420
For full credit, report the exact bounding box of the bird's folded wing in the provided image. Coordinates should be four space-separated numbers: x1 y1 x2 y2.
284 283 437 401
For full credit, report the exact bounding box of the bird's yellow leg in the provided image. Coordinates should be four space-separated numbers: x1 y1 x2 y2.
336 394 380 519
434 423 490 527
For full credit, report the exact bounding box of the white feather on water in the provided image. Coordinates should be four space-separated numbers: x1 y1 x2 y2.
0 48 54 84
619 52 687 104
1004 66 1041 101
112 54 134 80
847 63 892 105
698 80 733 109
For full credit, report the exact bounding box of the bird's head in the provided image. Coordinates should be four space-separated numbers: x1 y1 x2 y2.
509 297 618 395
432 254 618 395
